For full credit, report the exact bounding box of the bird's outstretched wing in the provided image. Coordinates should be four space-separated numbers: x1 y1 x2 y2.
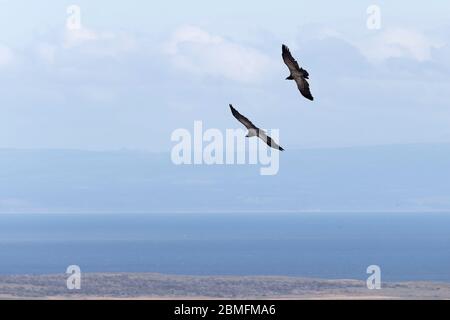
229 104 284 151
229 104 257 130
294 77 314 101
257 130 284 151
282 44 301 75
282 44 313 100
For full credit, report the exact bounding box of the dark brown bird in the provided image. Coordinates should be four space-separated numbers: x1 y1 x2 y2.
282 44 314 101
229 104 284 151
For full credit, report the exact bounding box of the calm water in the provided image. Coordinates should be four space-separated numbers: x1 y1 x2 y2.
0 213 449 282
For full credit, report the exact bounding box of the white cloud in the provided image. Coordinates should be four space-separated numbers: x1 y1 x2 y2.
165 25 272 83
357 28 444 62
0 45 14 67
36 43 57 64
63 27 102 48
62 27 138 56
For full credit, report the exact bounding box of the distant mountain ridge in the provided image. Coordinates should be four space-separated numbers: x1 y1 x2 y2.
0 144 449 213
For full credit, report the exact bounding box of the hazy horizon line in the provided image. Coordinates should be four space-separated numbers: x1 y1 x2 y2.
1 210 450 215
1 141 450 154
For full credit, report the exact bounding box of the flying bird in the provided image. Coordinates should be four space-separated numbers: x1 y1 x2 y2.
282 44 314 101
229 104 284 151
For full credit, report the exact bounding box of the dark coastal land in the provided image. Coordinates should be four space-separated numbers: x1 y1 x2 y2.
0 273 449 300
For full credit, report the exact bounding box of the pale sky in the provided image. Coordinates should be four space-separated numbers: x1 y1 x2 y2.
1 0 450 151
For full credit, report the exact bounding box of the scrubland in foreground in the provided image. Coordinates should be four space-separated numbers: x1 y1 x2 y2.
0 273 449 300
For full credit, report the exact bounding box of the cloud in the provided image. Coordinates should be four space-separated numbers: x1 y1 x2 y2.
28 27 140 67
293 35 371 77
36 43 57 64
61 27 138 58
432 43 450 70
164 25 272 83
0 45 14 67
357 28 444 62
63 27 99 48
1 22 450 151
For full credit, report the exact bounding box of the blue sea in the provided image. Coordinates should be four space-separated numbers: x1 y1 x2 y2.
0 213 449 282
